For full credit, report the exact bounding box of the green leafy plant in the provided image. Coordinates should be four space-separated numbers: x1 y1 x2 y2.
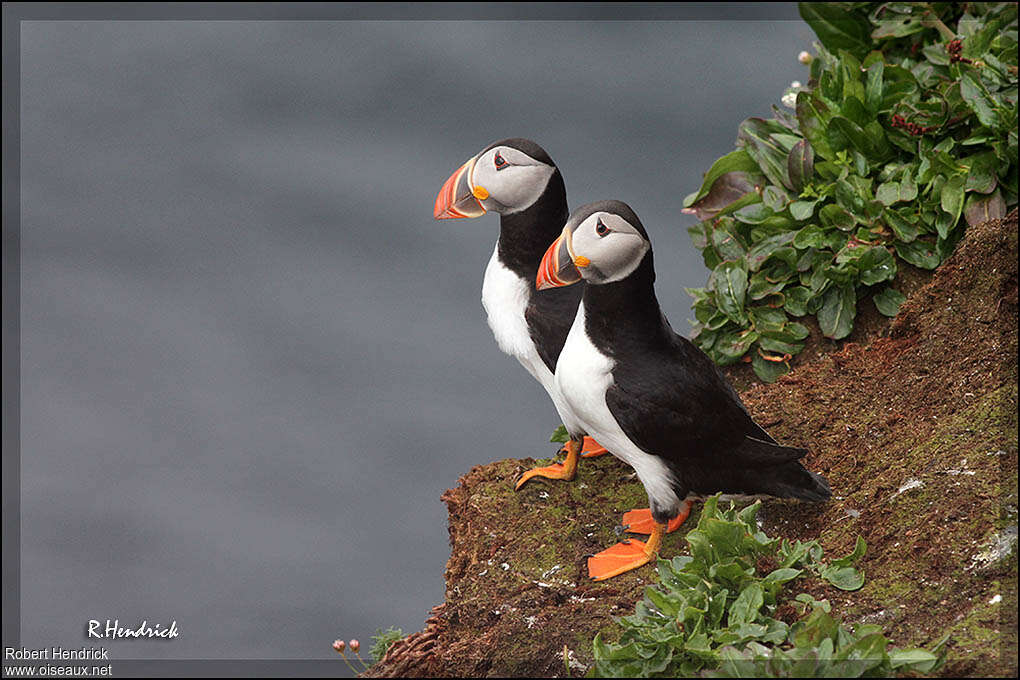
369 626 405 663
684 2 1017 382
591 495 946 677
550 424 570 444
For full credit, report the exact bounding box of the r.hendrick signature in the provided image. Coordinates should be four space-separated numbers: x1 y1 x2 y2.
87 619 179 640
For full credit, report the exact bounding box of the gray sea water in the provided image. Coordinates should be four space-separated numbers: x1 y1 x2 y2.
18 16 814 660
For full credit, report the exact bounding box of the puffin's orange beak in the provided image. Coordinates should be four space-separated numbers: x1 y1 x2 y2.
536 226 583 290
434 156 487 220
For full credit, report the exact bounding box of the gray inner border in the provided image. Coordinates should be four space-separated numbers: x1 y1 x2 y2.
2 2 803 675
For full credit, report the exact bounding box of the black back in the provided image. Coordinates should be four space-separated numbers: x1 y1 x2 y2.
584 252 830 503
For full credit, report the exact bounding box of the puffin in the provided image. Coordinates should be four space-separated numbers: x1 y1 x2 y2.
434 139 683 533
536 200 831 580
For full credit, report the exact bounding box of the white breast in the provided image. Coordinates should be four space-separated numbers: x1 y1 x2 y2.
481 244 569 416
556 303 682 517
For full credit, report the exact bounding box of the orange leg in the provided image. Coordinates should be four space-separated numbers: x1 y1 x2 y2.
579 436 609 458
620 500 693 535
588 521 665 581
515 438 582 490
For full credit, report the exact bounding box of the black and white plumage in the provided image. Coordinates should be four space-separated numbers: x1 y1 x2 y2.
435 140 608 472
542 201 831 528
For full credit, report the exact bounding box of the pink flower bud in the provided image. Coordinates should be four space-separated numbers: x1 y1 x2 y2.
349 639 360 652
333 639 345 653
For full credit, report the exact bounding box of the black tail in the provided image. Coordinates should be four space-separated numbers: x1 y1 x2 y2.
732 437 831 501
758 462 831 501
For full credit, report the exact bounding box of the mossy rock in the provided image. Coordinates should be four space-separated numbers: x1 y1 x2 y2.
368 211 1018 678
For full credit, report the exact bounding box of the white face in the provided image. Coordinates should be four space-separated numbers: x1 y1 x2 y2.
469 145 555 214
570 211 649 284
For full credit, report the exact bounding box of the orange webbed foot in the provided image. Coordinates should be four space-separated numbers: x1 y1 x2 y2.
587 539 656 581
579 436 609 458
588 521 666 581
620 500 693 535
514 462 577 490
515 438 582 490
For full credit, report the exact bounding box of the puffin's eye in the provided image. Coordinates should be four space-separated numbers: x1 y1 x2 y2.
494 152 508 171
595 220 610 237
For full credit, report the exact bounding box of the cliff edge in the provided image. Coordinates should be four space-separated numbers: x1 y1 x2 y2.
369 211 1018 678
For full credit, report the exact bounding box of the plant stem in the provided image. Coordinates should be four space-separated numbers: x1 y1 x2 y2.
921 11 957 41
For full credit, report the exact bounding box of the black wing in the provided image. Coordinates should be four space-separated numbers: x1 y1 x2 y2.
525 284 583 373
605 332 802 470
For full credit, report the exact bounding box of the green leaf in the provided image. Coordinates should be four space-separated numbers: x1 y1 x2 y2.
963 10 1009 60
783 286 813 317
964 189 1007 227
837 632 887 667
872 287 906 317
753 349 794 382
864 60 884 112
715 330 758 364
832 536 867 567
748 272 787 301
939 174 966 233
762 185 790 213
685 182 761 222
745 232 796 272
937 228 965 263
733 202 774 225
875 180 900 206
712 221 748 261
963 151 999 194
796 91 836 161
709 262 749 324
921 43 951 66
829 116 883 160
857 246 896 285
818 284 856 340
875 176 917 206
819 203 856 231
686 149 761 207
792 224 828 249
799 2 871 57
871 15 927 39
888 648 939 672
899 172 918 202
895 239 940 269
785 322 809 340
687 220 711 250
959 69 999 128
787 139 814 193
841 95 869 128
790 199 818 221
883 209 919 242
739 118 794 191
749 306 788 334
763 567 803 584
703 518 745 557
758 335 804 356
549 424 569 444
645 585 681 617
729 583 764 627
793 607 839 648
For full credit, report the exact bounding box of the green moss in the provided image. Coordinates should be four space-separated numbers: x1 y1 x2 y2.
372 205 1018 677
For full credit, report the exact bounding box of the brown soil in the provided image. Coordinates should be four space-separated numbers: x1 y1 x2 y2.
367 211 1018 678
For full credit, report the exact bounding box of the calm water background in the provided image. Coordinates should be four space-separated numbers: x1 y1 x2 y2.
19 17 814 659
